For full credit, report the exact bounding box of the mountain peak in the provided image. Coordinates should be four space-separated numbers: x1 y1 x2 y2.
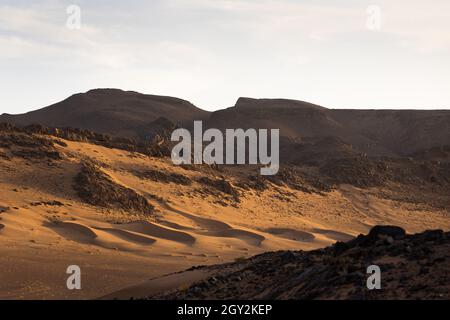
86 88 126 94
234 97 326 110
0 89 209 138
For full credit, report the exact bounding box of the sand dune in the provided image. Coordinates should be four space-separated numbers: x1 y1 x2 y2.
209 229 266 246
0 131 448 299
265 228 315 242
161 203 231 231
159 203 266 246
52 221 98 243
93 227 157 245
310 228 353 241
101 269 211 300
121 221 196 245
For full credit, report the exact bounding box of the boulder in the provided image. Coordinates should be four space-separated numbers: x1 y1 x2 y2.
368 225 406 240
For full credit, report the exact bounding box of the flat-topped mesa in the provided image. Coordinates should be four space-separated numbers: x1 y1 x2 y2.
234 97 259 108
234 97 326 110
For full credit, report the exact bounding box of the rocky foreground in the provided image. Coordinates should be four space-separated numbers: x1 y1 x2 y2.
150 226 450 300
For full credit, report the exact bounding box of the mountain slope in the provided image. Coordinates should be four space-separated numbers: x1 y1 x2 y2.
0 89 210 138
1 90 449 157
207 98 450 157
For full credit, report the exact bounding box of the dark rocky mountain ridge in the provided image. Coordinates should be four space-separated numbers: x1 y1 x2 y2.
1 89 209 139
1 89 449 158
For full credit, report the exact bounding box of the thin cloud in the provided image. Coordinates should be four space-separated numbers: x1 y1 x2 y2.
0 0 449 113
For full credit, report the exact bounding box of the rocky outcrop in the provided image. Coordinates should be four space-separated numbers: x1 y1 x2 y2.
150 226 450 300
0 129 63 160
73 161 154 215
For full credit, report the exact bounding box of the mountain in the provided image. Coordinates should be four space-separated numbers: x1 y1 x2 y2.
0 96 449 299
0 89 210 139
207 97 450 157
1 89 449 156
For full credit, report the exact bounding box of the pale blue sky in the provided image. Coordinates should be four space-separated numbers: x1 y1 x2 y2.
1 0 449 113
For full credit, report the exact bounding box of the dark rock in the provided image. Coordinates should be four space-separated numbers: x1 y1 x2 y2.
150 227 450 300
368 225 406 240
419 267 430 275
333 241 349 255
73 161 154 214
415 230 444 242
387 243 406 256
385 236 395 245
197 176 240 202
320 157 386 188
134 169 191 185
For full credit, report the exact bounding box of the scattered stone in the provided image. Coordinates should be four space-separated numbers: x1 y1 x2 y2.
415 230 444 242
151 225 450 300
197 176 240 202
73 161 154 215
31 200 65 207
134 168 191 185
320 157 386 187
0 131 63 160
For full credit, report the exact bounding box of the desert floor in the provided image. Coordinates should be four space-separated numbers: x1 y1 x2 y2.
1 139 449 299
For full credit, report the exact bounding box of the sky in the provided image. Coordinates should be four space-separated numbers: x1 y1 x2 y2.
0 0 449 114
